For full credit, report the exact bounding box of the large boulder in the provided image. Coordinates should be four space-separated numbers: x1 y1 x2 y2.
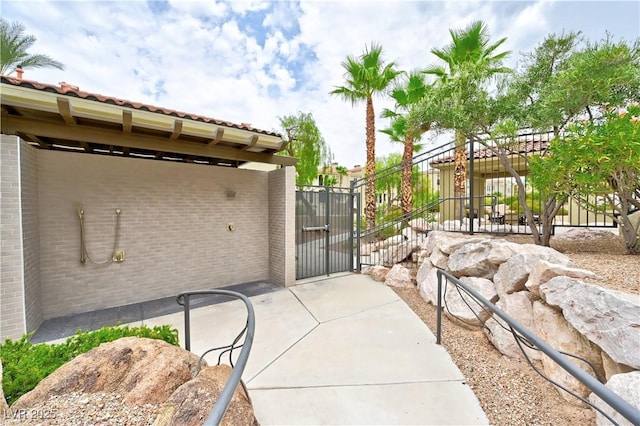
493 251 572 297
418 266 442 306
484 291 542 361
10 338 257 425
153 365 256 426
525 260 599 297
385 264 413 288
429 246 449 270
13 337 200 408
533 301 605 404
382 239 421 266
589 371 640 426
443 277 497 328
540 277 640 369
448 241 500 279
369 265 389 282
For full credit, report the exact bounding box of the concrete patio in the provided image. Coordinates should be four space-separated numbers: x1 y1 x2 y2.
140 273 488 425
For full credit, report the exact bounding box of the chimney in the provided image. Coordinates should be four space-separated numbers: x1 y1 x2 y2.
15 65 23 80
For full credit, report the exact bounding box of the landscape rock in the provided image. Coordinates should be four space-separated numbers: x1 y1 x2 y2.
401 227 416 240
493 251 571 297
10 338 257 425
554 227 617 242
416 259 434 286
525 260 599 297
485 240 521 265
385 264 414 288
589 371 640 426
429 246 449 270
153 365 257 426
409 218 429 232
360 243 374 256
369 265 389 282
381 234 405 249
12 337 200 409
416 249 430 266
484 291 541 361
601 351 635 382
448 241 500 279
443 276 497 328
418 267 442 306
382 240 416 266
540 277 640 369
533 301 605 404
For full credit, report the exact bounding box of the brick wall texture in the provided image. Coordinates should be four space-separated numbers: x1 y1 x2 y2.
268 166 295 286
20 141 42 333
35 149 274 319
1 135 26 339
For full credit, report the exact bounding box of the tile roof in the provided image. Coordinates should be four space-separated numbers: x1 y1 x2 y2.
430 135 552 165
1 75 281 137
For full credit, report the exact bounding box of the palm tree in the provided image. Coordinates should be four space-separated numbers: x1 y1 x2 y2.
331 43 402 230
381 71 430 219
1 18 64 75
424 21 510 223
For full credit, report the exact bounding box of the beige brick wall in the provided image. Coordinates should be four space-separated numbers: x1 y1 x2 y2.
1 135 26 340
268 166 296 286
20 141 42 333
37 150 271 319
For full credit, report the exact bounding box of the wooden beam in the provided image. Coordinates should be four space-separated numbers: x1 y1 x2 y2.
19 132 49 148
243 135 259 151
79 141 92 152
56 97 76 125
2 115 298 166
208 128 224 145
170 119 183 140
122 110 132 133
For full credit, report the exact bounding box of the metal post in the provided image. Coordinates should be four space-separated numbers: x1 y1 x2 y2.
436 273 442 345
183 295 191 351
325 185 330 276
354 180 362 272
469 138 475 235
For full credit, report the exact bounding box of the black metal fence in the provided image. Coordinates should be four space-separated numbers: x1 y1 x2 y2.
352 133 620 269
295 185 356 279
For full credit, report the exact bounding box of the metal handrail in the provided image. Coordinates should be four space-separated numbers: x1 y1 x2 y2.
176 290 255 426
435 269 640 426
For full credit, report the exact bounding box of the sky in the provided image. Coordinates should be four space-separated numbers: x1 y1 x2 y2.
2 0 639 168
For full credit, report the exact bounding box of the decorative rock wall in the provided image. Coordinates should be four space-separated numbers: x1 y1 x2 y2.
365 228 640 421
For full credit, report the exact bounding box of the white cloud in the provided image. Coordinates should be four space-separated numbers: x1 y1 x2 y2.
2 0 639 168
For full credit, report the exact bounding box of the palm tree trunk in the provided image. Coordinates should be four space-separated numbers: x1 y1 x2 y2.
401 133 414 219
454 130 467 224
365 96 377 230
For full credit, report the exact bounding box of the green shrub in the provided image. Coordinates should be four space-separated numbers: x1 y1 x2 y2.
1 324 178 406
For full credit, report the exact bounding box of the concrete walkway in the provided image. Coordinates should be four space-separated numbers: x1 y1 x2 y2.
139 273 488 425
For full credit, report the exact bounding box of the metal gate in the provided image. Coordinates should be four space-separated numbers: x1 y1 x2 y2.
295 186 357 279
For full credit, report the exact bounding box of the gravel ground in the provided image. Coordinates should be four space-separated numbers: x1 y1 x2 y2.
394 232 639 426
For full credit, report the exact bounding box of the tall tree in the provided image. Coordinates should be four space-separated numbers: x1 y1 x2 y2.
279 112 332 185
504 33 640 246
530 102 640 254
423 21 510 223
381 71 430 219
331 43 402 230
0 19 64 75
